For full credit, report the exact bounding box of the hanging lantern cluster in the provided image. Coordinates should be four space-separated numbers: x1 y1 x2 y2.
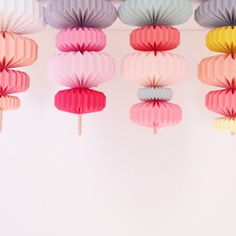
196 0 236 135
119 0 192 134
0 0 44 131
44 0 117 135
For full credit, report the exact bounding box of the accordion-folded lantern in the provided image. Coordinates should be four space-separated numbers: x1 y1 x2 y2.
0 0 44 131
119 0 192 134
45 0 117 135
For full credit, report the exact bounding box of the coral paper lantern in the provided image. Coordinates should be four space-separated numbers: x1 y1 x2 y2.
130 26 180 52
45 0 117 135
119 0 192 134
195 0 236 134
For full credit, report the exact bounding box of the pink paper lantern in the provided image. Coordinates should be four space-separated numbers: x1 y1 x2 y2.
48 51 115 88
56 27 106 52
130 101 182 133
0 70 30 95
206 89 236 117
121 51 186 87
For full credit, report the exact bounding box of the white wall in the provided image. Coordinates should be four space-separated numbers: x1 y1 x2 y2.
0 28 236 236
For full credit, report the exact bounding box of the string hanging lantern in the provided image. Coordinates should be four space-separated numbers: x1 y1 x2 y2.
195 0 236 135
118 0 192 134
45 0 117 135
0 0 44 131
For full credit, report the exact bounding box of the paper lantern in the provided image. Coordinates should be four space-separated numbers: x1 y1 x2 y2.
130 26 180 52
55 88 106 135
137 88 173 101
55 88 106 114
122 51 186 87
130 101 182 134
195 0 236 28
46 0 117 134
48 52 115 88
206 26 236 53
44 0 117 29
205 89 236 117
214 117 236 135
198 54 236 89
56 27 106 52
0 70 30 95
0 0 44 34
0 32 38 69
118 0 193 26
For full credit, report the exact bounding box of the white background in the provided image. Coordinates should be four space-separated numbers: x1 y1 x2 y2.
0 27 236 236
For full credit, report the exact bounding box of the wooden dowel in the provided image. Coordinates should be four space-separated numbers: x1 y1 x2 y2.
0 109 2 132
153 127 157 135
78 115 82 136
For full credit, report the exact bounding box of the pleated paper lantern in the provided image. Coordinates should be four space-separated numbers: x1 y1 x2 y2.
130 101 182 134
198 54 236 89
195 0 236 28
195 0 236 134
44 0 117 29
130 26 180 51
206 26 236 53
0 0 44 131
118 0 192 26
45 0 117 135
56 28 106 52
119 0 192 134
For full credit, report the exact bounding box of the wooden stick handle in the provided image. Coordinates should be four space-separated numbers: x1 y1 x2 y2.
78 115 82 136
231 132 235 136
0 109 3 132
153 127 157 135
